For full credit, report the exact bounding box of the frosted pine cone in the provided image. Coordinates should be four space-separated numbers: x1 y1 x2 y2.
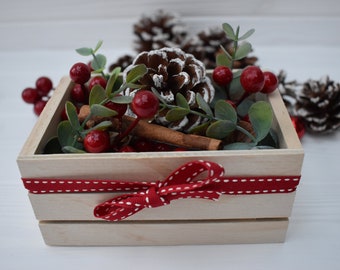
133 10 187 52
295 76 340 133
123 47 215 132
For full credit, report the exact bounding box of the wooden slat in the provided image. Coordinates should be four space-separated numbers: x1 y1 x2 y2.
39 218 289 246
29 192 296 221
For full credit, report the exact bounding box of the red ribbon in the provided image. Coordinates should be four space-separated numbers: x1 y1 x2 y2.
22 160 301 222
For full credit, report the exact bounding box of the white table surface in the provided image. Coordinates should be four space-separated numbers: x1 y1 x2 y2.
1 20 340 270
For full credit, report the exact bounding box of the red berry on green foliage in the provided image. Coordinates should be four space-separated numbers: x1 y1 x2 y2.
71 84 88 103
84 130 110 153
240 66 265 93
104 100 127 118
34 99 47 116
212 66 233 87
225 99 237 109
22 87 39 104
131 90 159 119
261 71 279 94
69 62 91 84
88 76 107 91
36 76 53 96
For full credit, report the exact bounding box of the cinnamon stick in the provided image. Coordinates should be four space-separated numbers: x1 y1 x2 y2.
78 105 222 150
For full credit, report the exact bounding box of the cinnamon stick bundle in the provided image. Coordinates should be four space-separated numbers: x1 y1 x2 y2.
78 105 222 150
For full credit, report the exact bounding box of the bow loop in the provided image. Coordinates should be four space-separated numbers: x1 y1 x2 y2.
94 160 225 221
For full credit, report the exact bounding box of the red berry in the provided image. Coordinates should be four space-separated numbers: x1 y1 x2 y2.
104 100 127 118
131 90 159 119
22 87 39 104
36 76 53 96
34 99 47 116
132 138 155 152
71 84 88 103
69 62 91 84
83 130 110 153
118 145 136 152
88 76 107 91
261 71 279 94
240 66 265 93
212 66 233 86
153 142 173 151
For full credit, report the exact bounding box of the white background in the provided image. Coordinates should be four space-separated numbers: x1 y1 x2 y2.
1 1 340 269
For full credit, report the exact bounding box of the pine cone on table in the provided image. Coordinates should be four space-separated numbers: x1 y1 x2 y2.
295 76 340 133
181 27 258 69
133 10 187 53
123 47 215 132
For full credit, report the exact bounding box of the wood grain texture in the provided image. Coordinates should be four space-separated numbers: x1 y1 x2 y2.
39 218 289 246
28 192 296 221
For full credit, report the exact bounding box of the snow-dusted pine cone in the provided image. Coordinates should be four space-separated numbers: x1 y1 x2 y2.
133 10 187 53
181 27 258 69
295 76 340 133
123 47 215 132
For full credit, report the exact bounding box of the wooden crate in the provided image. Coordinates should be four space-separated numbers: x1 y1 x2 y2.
17 76 304 246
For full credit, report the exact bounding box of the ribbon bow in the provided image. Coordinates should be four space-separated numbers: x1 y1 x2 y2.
94 160 225 221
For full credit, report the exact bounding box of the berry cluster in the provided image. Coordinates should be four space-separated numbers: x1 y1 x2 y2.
21 76 53 116
57 54 163 153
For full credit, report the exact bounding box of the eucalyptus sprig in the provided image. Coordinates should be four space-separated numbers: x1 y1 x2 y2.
217 23 255 69
154 91 273 149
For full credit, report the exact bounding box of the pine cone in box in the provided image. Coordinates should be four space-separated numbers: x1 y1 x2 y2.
133 10 187 52
295 76 340 133
123 47 215 132
181 27 258 69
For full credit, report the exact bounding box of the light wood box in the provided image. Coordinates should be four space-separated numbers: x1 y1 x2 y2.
17 76 304 246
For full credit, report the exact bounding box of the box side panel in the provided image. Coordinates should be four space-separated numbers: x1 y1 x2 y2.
39 219 289 246
29 192 296 221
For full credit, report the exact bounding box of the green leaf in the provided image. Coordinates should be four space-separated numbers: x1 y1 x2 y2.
234 42 252 60
106 67 121 96
189 122 210 135
90 104 118 117
223 142 255 150
248 101 273 142
206 120 236 139
176 93 190 109
126 64 147 84
216 52 232 68
75 47 93 56
219 45 233 60
196 93 213 116
89 85 107 106
57 120 78 148
44 137 63 154
237 98 254 118
93 40 103 53
62 146 86 153
214 100 237 123
238 28 255 41
165 108 190 122
65 101 81 131
91 54 107 71
85 120 113 133
222 23 236 40
110 95 133 104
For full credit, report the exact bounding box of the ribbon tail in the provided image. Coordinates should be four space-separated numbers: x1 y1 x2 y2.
94 195 144 222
